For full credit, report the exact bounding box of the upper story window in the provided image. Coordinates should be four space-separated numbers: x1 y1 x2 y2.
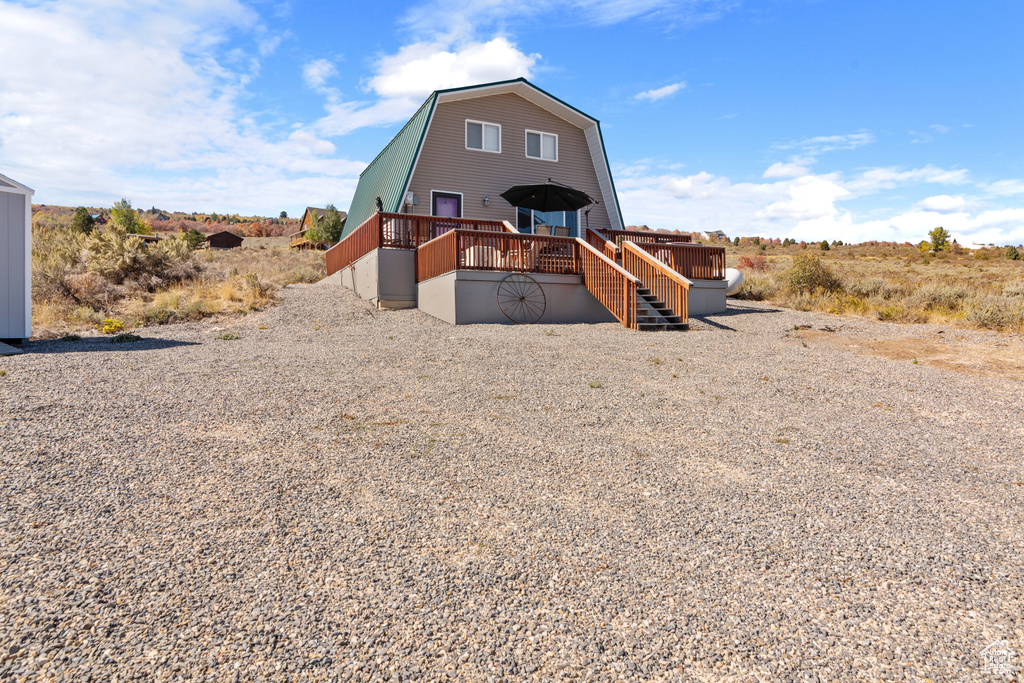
526 130 557 161
466 120 501 153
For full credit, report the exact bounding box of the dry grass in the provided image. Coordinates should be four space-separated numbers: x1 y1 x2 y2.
32 237 325 338
726 241 1024 332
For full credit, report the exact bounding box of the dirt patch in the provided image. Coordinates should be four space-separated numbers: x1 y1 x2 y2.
791 329 1024 381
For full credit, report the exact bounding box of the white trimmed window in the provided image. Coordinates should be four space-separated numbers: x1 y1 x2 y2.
526 130 557 161
466 120 501 153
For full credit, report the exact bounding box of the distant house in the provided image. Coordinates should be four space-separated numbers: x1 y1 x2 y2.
153 213 170 221
701 230 728 242
290 207 347 250
207 231 243 249
91 213 108 225
135 233 162 244
1 173 33 344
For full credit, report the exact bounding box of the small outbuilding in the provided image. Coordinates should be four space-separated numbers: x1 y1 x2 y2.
207 231 243 249
0 173 33 344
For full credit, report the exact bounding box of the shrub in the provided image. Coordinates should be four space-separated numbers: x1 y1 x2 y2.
732 275 779 300
783 254 842 293
907 283 969 312
32 226 86 301
1006 245 1020 261
964 297 1024 331
737 255 770 272
101 318 126 334
820 240 830 251
86 225 198 286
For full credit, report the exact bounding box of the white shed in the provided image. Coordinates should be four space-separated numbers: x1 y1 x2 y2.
0 173 34 343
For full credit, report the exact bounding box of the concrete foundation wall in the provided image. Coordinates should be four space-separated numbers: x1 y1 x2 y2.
688 279 728 316
418 270 617 325
332 248 417 309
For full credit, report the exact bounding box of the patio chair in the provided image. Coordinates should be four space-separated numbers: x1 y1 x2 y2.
534 224 553 236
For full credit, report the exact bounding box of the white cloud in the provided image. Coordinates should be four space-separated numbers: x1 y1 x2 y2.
757 176 850 222
776 131 876 155
763 159 812 179
303 58 337 89
917 195 966 213
287 129 336 156
984 179 1024 196
399 0 736 36
0 0 362 214
308 37 538 137
369 37 538 100
616 162 1024 246
635 82 685 101
842 166 969 196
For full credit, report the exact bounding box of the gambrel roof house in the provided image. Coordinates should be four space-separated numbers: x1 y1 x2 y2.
342 78 624 240
324 79 728 328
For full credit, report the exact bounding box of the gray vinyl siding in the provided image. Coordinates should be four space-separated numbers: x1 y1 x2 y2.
0 190 29 339
406 93 616 229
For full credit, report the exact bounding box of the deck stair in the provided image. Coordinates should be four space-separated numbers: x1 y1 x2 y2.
636 287 687 331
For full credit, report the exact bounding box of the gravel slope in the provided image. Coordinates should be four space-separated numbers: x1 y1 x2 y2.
1 283 1022 682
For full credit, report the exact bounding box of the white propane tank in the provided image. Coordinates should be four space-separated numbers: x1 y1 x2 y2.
725 268 744 295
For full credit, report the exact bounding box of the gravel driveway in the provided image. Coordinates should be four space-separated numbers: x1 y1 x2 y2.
1 282 1022 681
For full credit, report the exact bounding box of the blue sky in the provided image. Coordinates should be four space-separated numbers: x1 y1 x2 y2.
1 0 1022 245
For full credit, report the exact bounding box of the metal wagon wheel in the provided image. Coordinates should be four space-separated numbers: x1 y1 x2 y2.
497 273 546 324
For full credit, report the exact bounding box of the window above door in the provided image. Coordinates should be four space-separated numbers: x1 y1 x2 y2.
525 130 557 161
466 120 501 153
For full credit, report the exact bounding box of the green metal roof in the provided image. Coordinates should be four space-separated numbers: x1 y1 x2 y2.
342 94 437 238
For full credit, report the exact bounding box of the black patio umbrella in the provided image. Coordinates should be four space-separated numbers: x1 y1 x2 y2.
500 179 594 213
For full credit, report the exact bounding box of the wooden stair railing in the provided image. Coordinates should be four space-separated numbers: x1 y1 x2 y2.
629 242 726 280
621 241 690 325
326 213 382 276
575 238 640 329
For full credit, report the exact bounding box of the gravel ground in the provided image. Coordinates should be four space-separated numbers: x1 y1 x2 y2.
1 283 1022 682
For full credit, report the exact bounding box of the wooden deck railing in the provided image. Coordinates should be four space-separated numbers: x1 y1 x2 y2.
585 227 619 261
598 228 692 248
622 242 689 324
631 242 726 280
576 239 639 329
326 212 509 276
416 230 580 282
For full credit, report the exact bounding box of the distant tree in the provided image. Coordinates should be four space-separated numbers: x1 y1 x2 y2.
928 227 951 252
732 236 740 246
279 210 288 219
304 205 345 245
180 228 206 250
1006 245 1021 261
70 207 95 234
820 240 830 251
110 198 147 234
